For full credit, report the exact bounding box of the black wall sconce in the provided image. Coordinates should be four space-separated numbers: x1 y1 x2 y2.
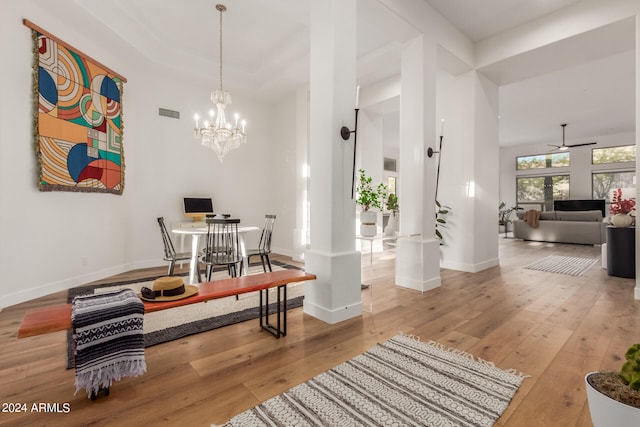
429 119 445 201
427 119 445 158
341 108 359 198
341 86 361 199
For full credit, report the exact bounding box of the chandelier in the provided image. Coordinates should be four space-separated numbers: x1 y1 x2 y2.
194 3 246 162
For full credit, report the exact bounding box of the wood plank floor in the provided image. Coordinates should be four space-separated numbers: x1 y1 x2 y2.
0 238 638 426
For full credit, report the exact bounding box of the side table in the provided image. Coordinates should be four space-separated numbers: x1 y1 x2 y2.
606 226 635 278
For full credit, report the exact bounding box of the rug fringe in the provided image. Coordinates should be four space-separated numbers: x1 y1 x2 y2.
396 332 530 380
75 360 146 398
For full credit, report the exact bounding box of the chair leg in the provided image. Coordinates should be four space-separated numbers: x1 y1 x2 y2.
265 254 272 272
196 261 202 283
260 255 267 273
168 260 175 276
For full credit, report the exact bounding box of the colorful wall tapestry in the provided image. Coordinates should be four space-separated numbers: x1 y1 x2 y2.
29 22 126 194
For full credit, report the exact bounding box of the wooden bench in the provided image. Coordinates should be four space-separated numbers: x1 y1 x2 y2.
18 269 316 339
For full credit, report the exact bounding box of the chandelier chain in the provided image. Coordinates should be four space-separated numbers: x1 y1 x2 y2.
217 3 224 92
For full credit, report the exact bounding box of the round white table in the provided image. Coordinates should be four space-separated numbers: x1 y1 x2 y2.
172 224 259 284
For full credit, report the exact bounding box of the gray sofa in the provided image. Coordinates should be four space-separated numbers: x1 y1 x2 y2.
512 210 607 245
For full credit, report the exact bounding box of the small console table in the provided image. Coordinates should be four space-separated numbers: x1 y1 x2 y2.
606 226 635 279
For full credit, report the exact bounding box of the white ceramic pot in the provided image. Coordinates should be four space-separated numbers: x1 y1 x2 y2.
611 214 633 228
585 372 640 427
384 212 398 237
360 211 377 237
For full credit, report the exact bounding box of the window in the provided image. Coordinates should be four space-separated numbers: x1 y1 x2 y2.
592 171 635 201
516 152 570 170
517 175 570 211
383 157 397 172
592 145 635 165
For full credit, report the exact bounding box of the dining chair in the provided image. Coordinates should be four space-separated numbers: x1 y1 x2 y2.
201 217 243 282
244 214 276 274
157 217 195 279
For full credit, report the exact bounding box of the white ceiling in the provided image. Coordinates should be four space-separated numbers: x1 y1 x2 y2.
71 0 636 147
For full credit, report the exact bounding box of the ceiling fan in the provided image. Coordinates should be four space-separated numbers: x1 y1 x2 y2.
548 124 597 151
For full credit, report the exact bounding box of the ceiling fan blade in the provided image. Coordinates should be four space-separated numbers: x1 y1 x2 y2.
567 142 597 148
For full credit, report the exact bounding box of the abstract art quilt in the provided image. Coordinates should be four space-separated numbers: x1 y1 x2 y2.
30 26 126 194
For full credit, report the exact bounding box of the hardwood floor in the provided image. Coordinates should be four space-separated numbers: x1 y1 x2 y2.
0 239 638 426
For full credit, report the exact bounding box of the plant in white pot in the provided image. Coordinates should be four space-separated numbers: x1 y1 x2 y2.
609 188 636 227
585 343 640 426
355 169 386 237
384 192 399 237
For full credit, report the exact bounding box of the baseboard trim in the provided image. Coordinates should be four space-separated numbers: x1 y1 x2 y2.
2 263 135 309
441 257 499 273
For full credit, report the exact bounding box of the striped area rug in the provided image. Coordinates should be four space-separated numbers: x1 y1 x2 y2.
524 255 598 276
216 334 527 427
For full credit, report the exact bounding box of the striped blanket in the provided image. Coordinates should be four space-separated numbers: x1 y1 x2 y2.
72 289 146 397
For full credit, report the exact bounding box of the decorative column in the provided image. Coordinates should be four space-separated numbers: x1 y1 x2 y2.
437 71 500 272
395 35 441 292
304 0 362 323
634 13 640 299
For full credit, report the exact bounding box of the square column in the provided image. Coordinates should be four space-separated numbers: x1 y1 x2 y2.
395 35 441 292
635 14 640 299
304 0 362 323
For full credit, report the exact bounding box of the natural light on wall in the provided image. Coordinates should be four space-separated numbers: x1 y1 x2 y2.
466 180 475 199
301 163 310 248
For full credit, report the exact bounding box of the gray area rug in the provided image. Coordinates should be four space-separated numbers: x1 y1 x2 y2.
217 334 527 427
524 255 598 276
66 261 303 369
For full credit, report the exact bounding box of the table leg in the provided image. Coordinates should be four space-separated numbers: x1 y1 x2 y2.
188 235 201 284
239 234 249 276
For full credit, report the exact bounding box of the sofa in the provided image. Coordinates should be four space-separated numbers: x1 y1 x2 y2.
512 210 607 245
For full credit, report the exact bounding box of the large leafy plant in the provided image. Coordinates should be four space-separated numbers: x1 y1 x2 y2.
499 202 522 225
435 200 450 243
356 169 387 212
620 344 640 391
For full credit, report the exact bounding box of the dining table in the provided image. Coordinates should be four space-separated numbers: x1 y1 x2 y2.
171 222 260 284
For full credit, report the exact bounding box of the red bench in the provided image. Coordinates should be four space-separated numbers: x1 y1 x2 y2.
18 269 316 339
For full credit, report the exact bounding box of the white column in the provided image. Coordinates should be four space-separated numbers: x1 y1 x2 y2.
304 0 362 323
438 71 500 272
395 35 441 292
635 14 640 300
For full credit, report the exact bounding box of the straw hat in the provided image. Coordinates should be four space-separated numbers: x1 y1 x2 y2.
139 276 198 302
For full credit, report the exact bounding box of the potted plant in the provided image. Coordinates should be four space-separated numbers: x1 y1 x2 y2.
585 344 640 426
498 202 522 235
609 188 636 227
355 169 387 237
384 192 399 237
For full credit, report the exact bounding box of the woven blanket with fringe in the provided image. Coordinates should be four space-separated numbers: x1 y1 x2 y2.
72 289 146 397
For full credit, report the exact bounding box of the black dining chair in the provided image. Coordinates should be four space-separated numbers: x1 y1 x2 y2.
244 214 276 274
201 217 243 281
157 217 195 279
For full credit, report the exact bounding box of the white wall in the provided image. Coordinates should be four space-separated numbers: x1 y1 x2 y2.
268 92 300 257
499 131 636 211
0 0 297 308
